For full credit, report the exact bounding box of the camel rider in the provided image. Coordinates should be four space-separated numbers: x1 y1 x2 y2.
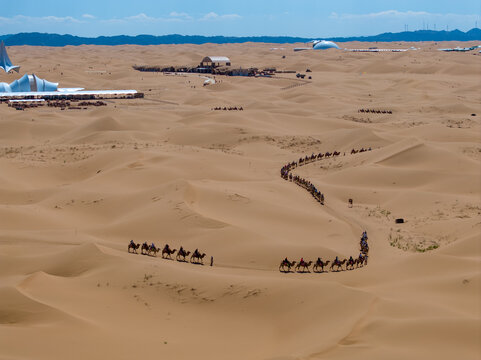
130 240 135 246
349 256 354 263
164 244 170 251
143 241 148 247
194 248 199 257
359 253 363 260
151 243 156 250
335 256 339 264
317 257 321 264
300 257 305 266
284 257 289 265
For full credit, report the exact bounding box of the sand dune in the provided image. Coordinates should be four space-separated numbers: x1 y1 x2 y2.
0 42 480 360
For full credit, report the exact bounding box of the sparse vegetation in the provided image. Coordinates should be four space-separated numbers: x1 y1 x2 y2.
389 230 439 252
368 205 391 219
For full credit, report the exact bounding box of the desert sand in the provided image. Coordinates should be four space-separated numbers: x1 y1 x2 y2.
0 42 480 360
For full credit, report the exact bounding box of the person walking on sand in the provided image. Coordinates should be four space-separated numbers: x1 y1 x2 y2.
210 256 213 266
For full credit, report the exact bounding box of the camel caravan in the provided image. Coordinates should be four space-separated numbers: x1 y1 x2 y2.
279 231 369 273
128 241 208 265
211 106 244 111
358 108 393 114
280 147 372 205
279 147 373 273
126 146 373 274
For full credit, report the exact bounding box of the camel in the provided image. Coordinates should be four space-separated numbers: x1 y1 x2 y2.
279 260 296 272
330 259 347 272
346 258 356 270
358 255 368 266
162 246 177 259
148 246 160 257
295 260 312 273
141 243 150 255
355 256 367 268
190 251 206 264
128 242 140 254
361 243 369 254
176 248 191 262
312 260 330 273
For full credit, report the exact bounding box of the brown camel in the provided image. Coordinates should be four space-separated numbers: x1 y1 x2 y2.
279 260 296 272
330 258 347 271
190 251 206 264
346 258 356 270
128 242 140 254
355 257 366 268
359 255 368 266
296 260 313 273
162 247 177 259
148 246 160 257
361 244 369 254
312 259 330 273
141 243 150 255
176 248 190 262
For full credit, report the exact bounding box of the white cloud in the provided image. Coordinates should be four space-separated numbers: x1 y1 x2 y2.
43 15 81 23
201 12 241 21
330 10 479 21
125 13 156 22
0 12 242 29
102 13 191 24
169 11 192 20
0 15 82 24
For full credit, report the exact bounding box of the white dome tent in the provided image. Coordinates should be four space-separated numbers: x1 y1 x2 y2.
312 40 341 50
294 40 341 52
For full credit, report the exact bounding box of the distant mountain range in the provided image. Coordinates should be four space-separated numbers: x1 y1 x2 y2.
1 29 480 46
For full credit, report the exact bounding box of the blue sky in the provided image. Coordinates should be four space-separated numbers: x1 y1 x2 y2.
0 0 479 37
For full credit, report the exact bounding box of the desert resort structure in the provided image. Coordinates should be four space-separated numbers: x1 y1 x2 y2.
0 40 20 73
0 40 142 102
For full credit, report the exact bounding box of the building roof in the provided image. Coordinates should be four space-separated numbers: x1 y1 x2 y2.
0 41 20 73
202 56 231 63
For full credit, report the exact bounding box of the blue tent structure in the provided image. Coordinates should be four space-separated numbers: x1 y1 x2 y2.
0 74 58 93
0 41 20 73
